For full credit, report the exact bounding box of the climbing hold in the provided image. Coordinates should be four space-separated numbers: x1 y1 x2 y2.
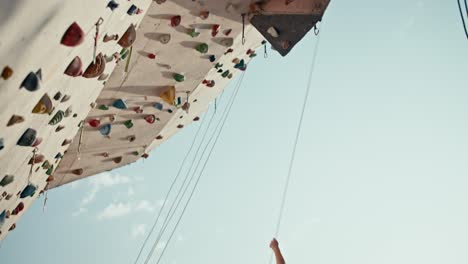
62 139 72 146
7 115 25 127
267 27 279 38
187 28 200 38
142 153 149 158
128 135 136 142
118 24 136 48
246 49 254 55
160 86 176 105
224 29 232 36
112 99 128 109
72 168 83 175
49 110 65 125
17 128 37 147
200 11 210 20
103 34 119 42
0 138 3 151
54 152 63 159
211 24 220 37
20 70 41 91
154 102 163 110
12 202 24 215
42 160 51 170
32 94 53 114
234 59 247 71
64 107 73 118
88 119 100 128
53 92 62 101
176 97 182 106
108 114 116 123
99 124 112 136
203 79 215 88
61 22 85 47
46 175 55 183
0 210 6 229
55 124 65 132
159 34 171 44
224 48 234 55
1 66 13 80
156 135 163 140
133 106 143 114
209 55 216 62
132 151 139 156
64 56 83 77
173 73 185 82
123 120 134 129
20 184 37 198
193 116 200 121
113 156 123 164
147 53 156 59
217 69 223 73
9 223 16 231
177 124 184 129
221 70 230 78
220 38 234 47
29 154 45 165
228 73 233 79
98 73 109 81
45 165 54 175
83 53 106 78
196 43 209 54
102 152 110 158
170 15 181 27
61 95 71 103
232 58 240 64
249 52 257 58
98 105 109 110
155 0 166 4
0 175 14 187
281 40 291 50
145 115 156 124
127 4 138 15
215 63 223 69
107 0 119 11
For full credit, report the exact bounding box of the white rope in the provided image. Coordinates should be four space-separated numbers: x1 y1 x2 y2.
269 30 323 264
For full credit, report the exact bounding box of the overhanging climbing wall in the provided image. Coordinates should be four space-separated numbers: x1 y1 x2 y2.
0 0 152 240
50 0 263 188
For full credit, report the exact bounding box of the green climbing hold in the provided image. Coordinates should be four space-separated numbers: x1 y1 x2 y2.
49 110 65 125
173 73 185 82
99 105 109 110
0 175 14 187
45 165 54 176
132 151 139 156
221 70 230 78
187 28 200 38
120 48 130 60
124 120 134 129
195 43 209 54
215 63 223 69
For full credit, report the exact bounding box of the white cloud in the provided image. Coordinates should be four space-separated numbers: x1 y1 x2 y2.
72 207 88 217
131 224 147 238
98 202 132 220
135 200 156 213
80 173 132 207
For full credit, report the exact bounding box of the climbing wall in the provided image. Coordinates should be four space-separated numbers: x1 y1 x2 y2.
50 0 264 188
0 0 152 240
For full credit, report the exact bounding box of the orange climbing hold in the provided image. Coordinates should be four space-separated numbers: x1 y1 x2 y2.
160 86 176 105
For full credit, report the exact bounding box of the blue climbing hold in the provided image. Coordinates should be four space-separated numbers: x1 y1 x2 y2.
20 184 37 198
113 99 128 109
107 0 119 11
17 128 37 147
99 124 112 136
154 102 163 111
127 4 137 15
20 70 41 91
234 59 247 71
209 55 216 62
0 210 6 229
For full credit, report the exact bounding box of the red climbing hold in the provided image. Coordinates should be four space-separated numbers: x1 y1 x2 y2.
170 15 181 27
147 53 156 59
145 115 156 124
88 119 100 128
64 56 83 77
12 202 24 215
61 22 85 47
211 24 220 37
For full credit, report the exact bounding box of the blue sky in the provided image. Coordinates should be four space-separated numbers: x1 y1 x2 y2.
2 1 468 263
